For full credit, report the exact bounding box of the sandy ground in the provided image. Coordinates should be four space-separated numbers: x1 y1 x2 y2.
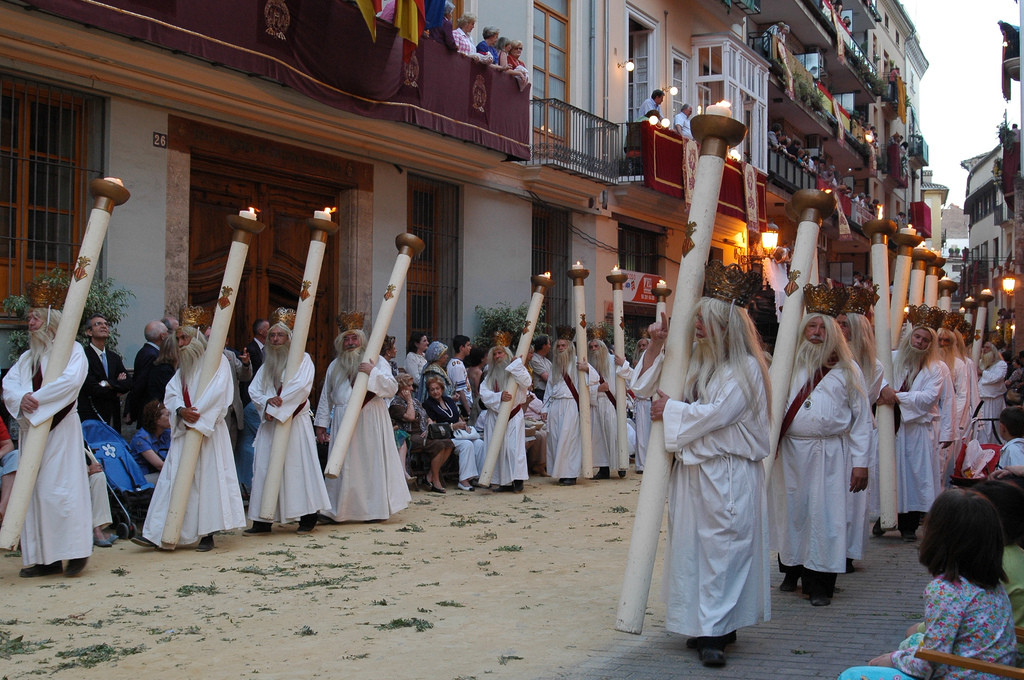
0 475 661 679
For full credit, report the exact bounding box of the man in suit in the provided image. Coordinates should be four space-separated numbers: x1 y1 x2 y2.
125 319 168 424
236 317 268 496
77 313 132 434
240 318 268 407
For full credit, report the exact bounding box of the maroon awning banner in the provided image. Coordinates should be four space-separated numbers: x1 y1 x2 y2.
22 0 530 159
642 123 684 199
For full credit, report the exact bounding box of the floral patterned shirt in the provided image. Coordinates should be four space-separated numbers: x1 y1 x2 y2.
892 576 1017 679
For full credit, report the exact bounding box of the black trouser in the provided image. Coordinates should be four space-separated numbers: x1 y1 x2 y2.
898 511 923 534
695 633 734 651
779 559 837 598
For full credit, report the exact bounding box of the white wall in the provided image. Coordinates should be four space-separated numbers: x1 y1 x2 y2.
104 99 169 368
372 163 408 345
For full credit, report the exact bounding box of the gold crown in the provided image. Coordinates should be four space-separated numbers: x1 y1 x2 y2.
180 305 212 329
587 326 607 341
906 304 945 330
555 325 575 340
336 311 365 331
958 319 973 337
639 328 651 339
493 330 512 349
803 283 849 318
270 307 296 330
702 261 762 307
26 280 67 310
841 286 878 316
940 311 963 331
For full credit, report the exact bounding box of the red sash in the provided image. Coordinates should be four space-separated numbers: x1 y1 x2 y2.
563 374 580 411
777 366 832 448
33 367 74 431
598 376 617 409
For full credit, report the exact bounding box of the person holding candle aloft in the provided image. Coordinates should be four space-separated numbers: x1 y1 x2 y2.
638 262 770 667
588 333 630 480
543 327 599 486
477 337 532 493
2 286 92 577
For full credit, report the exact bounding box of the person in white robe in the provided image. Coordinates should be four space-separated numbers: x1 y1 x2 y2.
877 311 945 541
542 332 599 485
314 324 411 522
3 305 92 576
638 264 771 667
245 314 330 534
937 326 971 484
138 321 246 551
630 336 652 473
478 343 532 492
587 337 631 479
770 303 872 608
977 342 1008 444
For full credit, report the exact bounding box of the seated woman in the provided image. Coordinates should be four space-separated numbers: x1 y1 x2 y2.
390 374 453 493
837 489 1017 679
128 400 171 484
423 374 484 492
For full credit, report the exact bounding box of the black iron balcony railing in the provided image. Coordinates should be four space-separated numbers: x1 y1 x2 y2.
908 133 929 166
529 98 621 185
767 149 818 194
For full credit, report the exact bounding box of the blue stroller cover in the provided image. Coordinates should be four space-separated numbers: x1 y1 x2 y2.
81 419 153 493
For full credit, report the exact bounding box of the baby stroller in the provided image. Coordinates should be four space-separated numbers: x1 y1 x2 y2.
950 417 1002 487
81 419 153 539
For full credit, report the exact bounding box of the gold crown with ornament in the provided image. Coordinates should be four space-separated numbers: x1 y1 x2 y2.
26 280 68 310
492 330 512 349
336 311 365 331
702 261 762 307
906 304 945 330
270 307 296 330
958 318 973 337
587 326 607 341
803 283 849 318
841 286 878 316
639 328 651 339
555 325 575 340
940 311 963 331
180 305 212 330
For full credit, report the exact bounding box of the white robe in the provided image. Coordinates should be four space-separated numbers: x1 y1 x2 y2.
934 361 957 489
543 365 599 480
3 344 92 566
478 357 532 486
314 356 410 522
848 359 883 561
247 353 330 523
893 357 944 513
590 360 632 469
977 359 1007 444
143 356 246 545
771 362 872 574
633 352 770 637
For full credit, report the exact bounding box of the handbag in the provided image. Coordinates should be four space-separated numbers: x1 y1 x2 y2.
427 422 453 440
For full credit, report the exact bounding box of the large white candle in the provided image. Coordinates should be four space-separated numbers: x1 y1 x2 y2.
607 269 630 474
864 219 899 532
908 247 931 307
652 280 671 319
477 273 554 486
937 277 957 312
161 213 265 547
616 112 747 634
568 266 594 478
888 229 923 346
324 233 425 479
257 211 338 520
924 254 944 307
0 178 130 550
973 290 994 363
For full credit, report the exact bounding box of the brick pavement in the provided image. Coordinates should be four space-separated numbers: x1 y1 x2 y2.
537 527 929 679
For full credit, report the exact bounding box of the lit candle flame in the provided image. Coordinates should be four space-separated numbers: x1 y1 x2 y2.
249 207 259 214
658 279 666 287
544 271 551 278
612 265 619 272
324 207 336 215
876 204 883 220
713 100 731 109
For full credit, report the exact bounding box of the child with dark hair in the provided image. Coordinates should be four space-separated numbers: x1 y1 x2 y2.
975 479 1024 654
837 489 1017 679
998 406 1024 468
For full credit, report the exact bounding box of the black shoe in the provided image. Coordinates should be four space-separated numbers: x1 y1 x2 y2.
130 536 158 548
845 558 856 574
19 561 62 578
296 515 318 534
512 480 524 492
779 573 800 592
686 637 700 649
558 478 577 486
244 522 272 535
64 557 88 577
872 518 884 536
901 530 917 542
196 535 215 552
593 467 611 480
698 648 726 667
809 594 831 607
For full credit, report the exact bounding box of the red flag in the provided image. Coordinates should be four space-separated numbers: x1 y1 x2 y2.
395 0 425 61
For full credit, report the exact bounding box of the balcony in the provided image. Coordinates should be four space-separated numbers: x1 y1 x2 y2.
529 99 621 184
908 134 929 168
767 149 818 194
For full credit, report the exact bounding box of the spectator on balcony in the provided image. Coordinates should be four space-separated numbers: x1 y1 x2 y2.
428 1 457 52
476 26 501 62
453 14 492 63
768 123 782 150
786 138 803 160
888 65 900 101
673 104 693 140
639 89 665 119
501 40 530 91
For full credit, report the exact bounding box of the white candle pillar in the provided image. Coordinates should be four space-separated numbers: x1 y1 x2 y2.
324 233 425 479
0 178 130 550
257 213 339 521
908 248 930 307
863 219 899 531
616 111 746 635
937 277 957 312
477 273 554 486
889 229 923 347
607 269 630 474
568 265 594 478
652 280 672 320
924 255 944 307
764 190 836 479
161 211 265 547
973 290 994 364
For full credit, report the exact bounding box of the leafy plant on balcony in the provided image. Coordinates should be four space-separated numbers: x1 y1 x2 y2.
793 72 824 112
998 120 1016 150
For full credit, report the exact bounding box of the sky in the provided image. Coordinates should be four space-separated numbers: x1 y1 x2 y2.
905 0 1020 205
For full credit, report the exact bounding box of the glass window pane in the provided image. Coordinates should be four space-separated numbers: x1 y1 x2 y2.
540 0 568 16
30 102 75 159
534 37 546 70
27 209 72 262
549 77 565 101
549 46 566 79
534 8 545 38
0 154 15 204
29 160 73 211
533 69 546 98
0 97 17 150
549 18 566 48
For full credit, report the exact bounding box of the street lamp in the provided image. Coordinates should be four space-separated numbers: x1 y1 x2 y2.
761 225 779 255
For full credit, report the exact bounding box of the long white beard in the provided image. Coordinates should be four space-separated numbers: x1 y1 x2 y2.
262 342 289 391
27 328 53 371
488 357 510 391
895 344 928 387
329 347 362 390
794 339 831 374
177 340 205 388
551 347 575 384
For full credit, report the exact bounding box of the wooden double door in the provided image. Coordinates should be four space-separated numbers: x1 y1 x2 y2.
188 159 340 389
